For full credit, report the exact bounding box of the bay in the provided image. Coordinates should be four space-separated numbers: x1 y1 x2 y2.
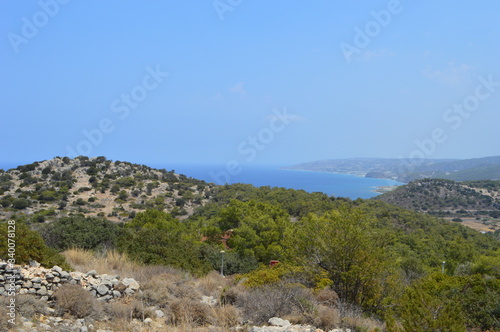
152 163 403 200
0 161 403 199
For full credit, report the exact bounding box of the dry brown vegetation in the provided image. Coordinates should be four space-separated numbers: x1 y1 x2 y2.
53 284 100 319
50 248 387 331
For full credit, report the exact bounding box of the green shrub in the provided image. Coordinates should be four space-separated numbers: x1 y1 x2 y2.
12 198 30 210
40 215 124 251
238 264 303 288
0 221 70 270
118 210 211 275
75 198 85 206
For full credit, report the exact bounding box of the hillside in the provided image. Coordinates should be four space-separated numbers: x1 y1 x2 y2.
1 157 500 331
376 178 500 232
0 156 215 223
284 156 500 182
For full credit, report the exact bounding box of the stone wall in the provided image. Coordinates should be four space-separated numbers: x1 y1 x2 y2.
0 261 139 301
249 317 352 332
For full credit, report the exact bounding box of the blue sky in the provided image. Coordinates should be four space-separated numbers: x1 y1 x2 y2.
1 0 500 167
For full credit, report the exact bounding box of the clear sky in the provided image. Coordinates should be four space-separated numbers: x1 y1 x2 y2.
1 1 500 167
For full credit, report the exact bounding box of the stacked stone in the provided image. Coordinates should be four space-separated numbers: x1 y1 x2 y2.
250 318 352 332
0 261 23 296
0 261 140 301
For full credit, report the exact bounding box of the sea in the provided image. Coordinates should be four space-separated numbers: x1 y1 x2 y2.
151 163 403 200
0 161 402 200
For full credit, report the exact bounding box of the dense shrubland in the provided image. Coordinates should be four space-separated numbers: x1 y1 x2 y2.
376 178 500 233
1 157 500 331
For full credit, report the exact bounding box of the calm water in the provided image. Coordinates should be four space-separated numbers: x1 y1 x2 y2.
153 163 402 200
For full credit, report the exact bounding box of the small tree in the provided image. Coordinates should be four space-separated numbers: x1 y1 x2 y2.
12 198 30 209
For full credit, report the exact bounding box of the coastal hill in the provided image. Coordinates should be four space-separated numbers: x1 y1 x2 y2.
284 156 500 182
0 156 215 223
375 178 500 233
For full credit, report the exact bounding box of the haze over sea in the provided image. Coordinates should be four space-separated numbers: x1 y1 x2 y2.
152 163 403 200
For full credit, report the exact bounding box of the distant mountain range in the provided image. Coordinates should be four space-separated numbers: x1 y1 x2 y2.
284 156 500 182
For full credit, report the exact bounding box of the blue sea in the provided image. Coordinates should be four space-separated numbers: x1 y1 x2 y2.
0 161 402 199
152 163 402 200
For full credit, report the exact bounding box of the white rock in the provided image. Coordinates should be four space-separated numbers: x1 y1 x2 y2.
36 286 48 295
268 317 291 327
52 265 62 273
201 295 217 306
86 270 97 277
121 278 140 290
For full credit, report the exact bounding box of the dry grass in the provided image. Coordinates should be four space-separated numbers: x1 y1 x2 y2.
168 298 212 327
60 248 385 331
315 288 339 307
139 272 199 309
196 270 232 298
62 248 141 276
337 301 385 332
342 315 385 332
159 327 237 332
93 318 133 331
53 284 102 319
104 300 133 321
237 283 315 325
131 264 189 284
0 298 17 331
62 247 94 268
212 305 241 327
313 305 341 330
13 295 49 319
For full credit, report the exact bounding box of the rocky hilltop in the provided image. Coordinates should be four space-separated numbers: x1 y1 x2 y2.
0 156 214 223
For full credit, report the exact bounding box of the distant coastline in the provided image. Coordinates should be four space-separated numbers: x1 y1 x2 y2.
284 156 500 182
281 166 368 178
373 185 399 194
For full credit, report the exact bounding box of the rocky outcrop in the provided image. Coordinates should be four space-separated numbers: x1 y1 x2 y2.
249 318 352 332
0 261 139 301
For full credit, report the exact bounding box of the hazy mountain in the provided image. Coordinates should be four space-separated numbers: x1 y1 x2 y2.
285 156 500 182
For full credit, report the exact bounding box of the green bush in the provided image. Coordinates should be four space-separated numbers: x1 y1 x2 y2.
0 221 70 270
12 198 30 210
394 272 500 331
118 210 210 275
40 215 124 251
200 244 258 275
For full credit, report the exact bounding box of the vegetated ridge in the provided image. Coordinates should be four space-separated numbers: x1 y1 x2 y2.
285 156 500 182
375 178 500 233
0 156 215 223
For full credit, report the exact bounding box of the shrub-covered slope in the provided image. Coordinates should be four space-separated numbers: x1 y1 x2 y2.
376 178 500 232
